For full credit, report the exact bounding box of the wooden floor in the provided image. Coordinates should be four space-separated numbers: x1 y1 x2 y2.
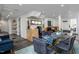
10 34 32 51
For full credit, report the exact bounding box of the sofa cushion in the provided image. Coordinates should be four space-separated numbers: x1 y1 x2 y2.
0 35 9 41
0 42 13 53
0 39 13 45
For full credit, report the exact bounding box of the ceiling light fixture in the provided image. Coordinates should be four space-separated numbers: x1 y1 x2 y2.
8 15 10 16
6 15 10 18
18 4 23 6
60 4 64 7
9 12 13 15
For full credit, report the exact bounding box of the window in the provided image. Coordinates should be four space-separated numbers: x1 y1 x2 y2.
31 20 42 25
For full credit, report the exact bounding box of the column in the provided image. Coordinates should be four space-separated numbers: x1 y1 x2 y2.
58 15 62 31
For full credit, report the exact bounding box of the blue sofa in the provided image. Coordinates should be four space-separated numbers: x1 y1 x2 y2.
0 35 14 53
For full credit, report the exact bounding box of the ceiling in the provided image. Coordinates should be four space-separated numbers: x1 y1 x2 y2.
0 4 79 19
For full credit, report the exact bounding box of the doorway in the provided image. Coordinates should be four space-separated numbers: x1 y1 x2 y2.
48 21 51 26
70 18 77 32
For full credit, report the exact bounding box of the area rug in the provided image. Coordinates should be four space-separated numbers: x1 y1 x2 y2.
15 45 37 54
15 41 79 54
74 40 79 54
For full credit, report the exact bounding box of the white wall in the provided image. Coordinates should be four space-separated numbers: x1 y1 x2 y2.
70 18 77 28
47 17 71 31
76 16 79 35
19 11 44 39
8 19 12 34
43 18 57 31
62 19 70 30
52 19 58 26
16 18 21 35
20 16 28 39
58 16 62 30
43 18 48 28
43 18 58 28
43 17 71 31
0 19 9 32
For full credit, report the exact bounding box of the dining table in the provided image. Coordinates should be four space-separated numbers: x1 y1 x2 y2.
42 31 72 46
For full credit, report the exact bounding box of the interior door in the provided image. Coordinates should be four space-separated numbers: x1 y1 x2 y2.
48 21 51 26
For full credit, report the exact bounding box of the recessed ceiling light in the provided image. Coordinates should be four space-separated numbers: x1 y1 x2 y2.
6 15 10 18
9 12 13 15
8 14 10 16
60 4 64 7
18 4 23 6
